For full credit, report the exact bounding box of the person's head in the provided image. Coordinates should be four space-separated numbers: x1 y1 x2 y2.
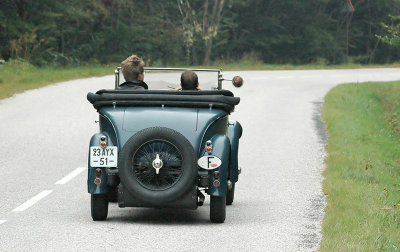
121 54 145 81
180 71 199 90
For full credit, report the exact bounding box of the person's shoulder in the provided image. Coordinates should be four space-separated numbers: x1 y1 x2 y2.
120 80 148 90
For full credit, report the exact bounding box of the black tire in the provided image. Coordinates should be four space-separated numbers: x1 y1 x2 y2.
210 196 226 223
91 194 108 221
119 127 197 205
226 183 235 205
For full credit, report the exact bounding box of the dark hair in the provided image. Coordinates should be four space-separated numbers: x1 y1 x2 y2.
180 71 199 90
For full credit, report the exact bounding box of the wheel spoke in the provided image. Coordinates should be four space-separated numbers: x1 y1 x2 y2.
132 140 183 190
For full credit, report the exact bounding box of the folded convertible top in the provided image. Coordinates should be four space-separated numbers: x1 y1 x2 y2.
87 89 240 113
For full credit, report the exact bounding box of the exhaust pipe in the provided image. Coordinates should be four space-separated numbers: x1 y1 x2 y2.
197 191 205 206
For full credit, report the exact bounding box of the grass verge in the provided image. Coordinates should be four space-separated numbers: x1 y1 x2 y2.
320 81 400 251
0 60 114 100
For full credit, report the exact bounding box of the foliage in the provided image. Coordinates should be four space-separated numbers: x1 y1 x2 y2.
178 0 226 65
378 15 400 46
321 81 400 251
0 0 399 66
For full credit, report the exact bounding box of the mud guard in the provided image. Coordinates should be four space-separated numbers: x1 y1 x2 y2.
207 134 230 197
87 132 115 194
227 120 242 183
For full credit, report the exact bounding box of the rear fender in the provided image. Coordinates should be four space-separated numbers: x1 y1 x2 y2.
206 134 230 197
227 120 242 183
87 132 116 194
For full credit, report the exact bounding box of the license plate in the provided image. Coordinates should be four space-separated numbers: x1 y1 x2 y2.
90 146 118 167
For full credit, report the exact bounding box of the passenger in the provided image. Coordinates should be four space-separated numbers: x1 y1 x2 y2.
177 71 202 91
119 54 148 90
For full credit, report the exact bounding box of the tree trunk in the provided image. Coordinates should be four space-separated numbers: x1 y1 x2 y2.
201 0 225 65
203 39 212 65
345 12 353 62
191 45 198 65
177 0 225 65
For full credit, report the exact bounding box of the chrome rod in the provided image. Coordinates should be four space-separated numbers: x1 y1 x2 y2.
144 67 221 72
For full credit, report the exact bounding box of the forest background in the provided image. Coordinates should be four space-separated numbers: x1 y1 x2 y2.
1 0 399 67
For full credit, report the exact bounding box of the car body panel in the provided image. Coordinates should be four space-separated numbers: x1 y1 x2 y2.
88 106 233 197
205 134 230 196
87 132 115 194
98 106 227 153
227 120 243 183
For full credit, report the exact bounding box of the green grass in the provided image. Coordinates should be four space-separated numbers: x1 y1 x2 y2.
0 60 114 100
320 81 400 251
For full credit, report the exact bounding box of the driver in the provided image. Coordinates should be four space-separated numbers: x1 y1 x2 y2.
119 54 148 90
177 71 202 91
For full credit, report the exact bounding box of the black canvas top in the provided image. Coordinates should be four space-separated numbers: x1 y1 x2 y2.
87 89 240 113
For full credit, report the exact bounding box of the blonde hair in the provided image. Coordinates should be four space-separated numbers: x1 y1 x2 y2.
121 54 145 81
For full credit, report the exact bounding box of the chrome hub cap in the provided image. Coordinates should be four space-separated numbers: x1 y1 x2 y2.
152 154 163 174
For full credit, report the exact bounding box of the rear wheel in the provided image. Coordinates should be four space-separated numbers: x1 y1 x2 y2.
210 195 226 223
226 183 235 205
91 194 108 221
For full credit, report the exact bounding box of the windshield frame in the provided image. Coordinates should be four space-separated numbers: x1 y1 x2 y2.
115 67 223 90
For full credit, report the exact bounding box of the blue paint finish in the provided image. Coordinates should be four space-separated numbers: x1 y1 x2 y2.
206 134 230 197
99 106 227 152
195 109 227 155
121 107 198 148
199 115 228 155
122 107 197 132
227 120 243 183
87 167 108 194
99 107 125 149
87 132 116 194
99 114 118 148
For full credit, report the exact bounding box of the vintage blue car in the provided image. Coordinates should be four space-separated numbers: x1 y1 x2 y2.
87 67 243 223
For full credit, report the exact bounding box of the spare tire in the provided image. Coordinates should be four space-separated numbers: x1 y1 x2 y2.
119 127 197 205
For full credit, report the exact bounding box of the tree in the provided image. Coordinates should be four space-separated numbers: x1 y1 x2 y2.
343 0 355 61
177 0 226 65
379 15 400 46
1 0 399 66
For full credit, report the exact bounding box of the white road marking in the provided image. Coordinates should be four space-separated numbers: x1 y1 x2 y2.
55 167 86 185
0 220 7 225
12 190 53 212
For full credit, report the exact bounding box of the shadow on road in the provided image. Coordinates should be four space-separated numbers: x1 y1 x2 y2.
106 206 210 225
312 101 328 145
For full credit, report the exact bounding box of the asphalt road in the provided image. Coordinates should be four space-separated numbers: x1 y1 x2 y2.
0 68 399 251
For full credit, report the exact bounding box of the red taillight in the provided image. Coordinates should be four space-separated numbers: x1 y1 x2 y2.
94 178 101 185
213 171 220 179
206 140 212 154
95 169 101 177
100 136 107 148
